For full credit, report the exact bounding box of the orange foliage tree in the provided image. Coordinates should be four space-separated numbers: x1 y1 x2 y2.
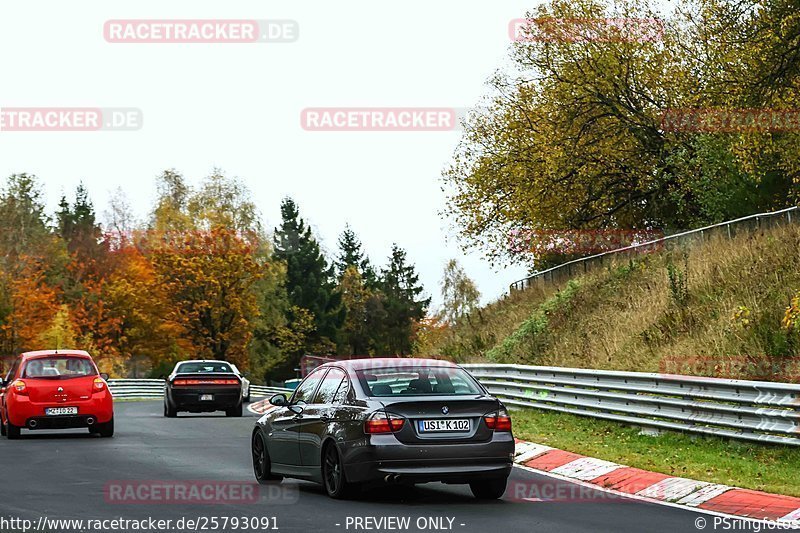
147 227 262 369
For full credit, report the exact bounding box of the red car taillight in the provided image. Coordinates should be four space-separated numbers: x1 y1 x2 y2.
12 379 28 396
93 377 107 392
364 412 405 434
173 379 239 386
484 408 512 432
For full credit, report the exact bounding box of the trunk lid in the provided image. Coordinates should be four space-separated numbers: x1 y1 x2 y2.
25 376 97 403
379 395 499 444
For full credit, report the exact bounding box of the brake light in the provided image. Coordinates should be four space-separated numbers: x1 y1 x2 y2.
93 377 107 392
484 409 512 432
12 380 28 395
173 379 239 386
365 412 405 434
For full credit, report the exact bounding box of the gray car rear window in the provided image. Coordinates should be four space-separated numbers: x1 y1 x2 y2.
355 366 482 396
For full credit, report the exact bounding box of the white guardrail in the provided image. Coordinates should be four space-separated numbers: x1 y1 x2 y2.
107 380 291 400
462 364 800 446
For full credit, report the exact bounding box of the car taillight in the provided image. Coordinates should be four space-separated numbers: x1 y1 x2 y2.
484 408 512 432
365 412 405 434
12 380 28 395
93 377 107 392
173 379 239 386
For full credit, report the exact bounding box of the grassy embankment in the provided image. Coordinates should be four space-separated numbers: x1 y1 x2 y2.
431 223 800 496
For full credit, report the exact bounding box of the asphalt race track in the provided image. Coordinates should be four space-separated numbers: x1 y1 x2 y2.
0 401 757 533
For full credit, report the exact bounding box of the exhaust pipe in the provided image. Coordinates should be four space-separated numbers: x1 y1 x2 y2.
28 420 38 429
86 417 95 426
383 474 401 484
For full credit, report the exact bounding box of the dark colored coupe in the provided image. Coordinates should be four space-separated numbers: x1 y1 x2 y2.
164 360 243 417
251 358 514 499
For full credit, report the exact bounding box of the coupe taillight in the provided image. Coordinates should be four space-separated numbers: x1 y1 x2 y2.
484 408 512 432
12 380 28 395
364 412 405 434
173 379 239 386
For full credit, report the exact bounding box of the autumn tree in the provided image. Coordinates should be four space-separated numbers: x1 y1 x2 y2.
150 228 262 368
439 259 480 324
444 0 799 267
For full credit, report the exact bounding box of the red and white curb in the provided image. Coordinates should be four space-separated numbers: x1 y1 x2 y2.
512 438 800 526
248 399 277 416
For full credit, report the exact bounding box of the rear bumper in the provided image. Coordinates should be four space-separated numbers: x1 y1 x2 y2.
7 394 113 427
168 387 241 411
342 432 515 484
24 415 100 430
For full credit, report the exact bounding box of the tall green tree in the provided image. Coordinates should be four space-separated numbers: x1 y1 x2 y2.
377 244 430 355
335 225 377 285
0 174 55 265
273 198 345 355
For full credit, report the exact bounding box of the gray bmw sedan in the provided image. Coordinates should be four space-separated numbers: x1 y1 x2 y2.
251 358 515 499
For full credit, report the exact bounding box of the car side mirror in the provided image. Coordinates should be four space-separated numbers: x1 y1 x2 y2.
99 373 109 381
288 404 304 415
269 393 288 407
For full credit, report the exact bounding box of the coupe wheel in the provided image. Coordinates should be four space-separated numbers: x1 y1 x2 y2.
322 444 354 499
252 432 282 484
226 403 243 417
469 477 508 500
164 402 177 418
0 417 6 437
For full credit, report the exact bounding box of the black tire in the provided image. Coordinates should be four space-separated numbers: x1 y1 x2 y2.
97 417 114 438
164 402 177 418
322 443 355 499
6 420 21 440
252 431 282 484
469 477 508 500
0 417 6 437
226 402 243 417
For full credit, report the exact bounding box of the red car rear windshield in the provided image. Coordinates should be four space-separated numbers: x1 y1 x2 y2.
22 357 96 379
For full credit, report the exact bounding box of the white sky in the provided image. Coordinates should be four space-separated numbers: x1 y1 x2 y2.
0 0 541 309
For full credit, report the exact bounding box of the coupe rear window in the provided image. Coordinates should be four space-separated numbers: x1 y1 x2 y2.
175 362 233 374
22 357 96 379
355 366 483 396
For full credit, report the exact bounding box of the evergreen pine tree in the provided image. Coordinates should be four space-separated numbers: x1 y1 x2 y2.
377 244 431 355
273 198 345 354
335 225 377 285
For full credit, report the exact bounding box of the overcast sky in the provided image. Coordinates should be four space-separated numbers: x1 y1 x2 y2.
0 0 544 309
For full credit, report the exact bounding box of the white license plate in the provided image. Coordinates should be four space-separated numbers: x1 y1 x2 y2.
200 394 214 401
45 407 78 416
419 419 470 432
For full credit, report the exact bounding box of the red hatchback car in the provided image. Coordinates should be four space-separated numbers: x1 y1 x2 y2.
0 350 114 439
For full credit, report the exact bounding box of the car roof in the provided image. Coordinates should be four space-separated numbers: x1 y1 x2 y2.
21 350 91 360
323 357 459 371
176 360 230 364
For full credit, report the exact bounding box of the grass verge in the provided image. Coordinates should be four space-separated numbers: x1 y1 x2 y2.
511 407 800 498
